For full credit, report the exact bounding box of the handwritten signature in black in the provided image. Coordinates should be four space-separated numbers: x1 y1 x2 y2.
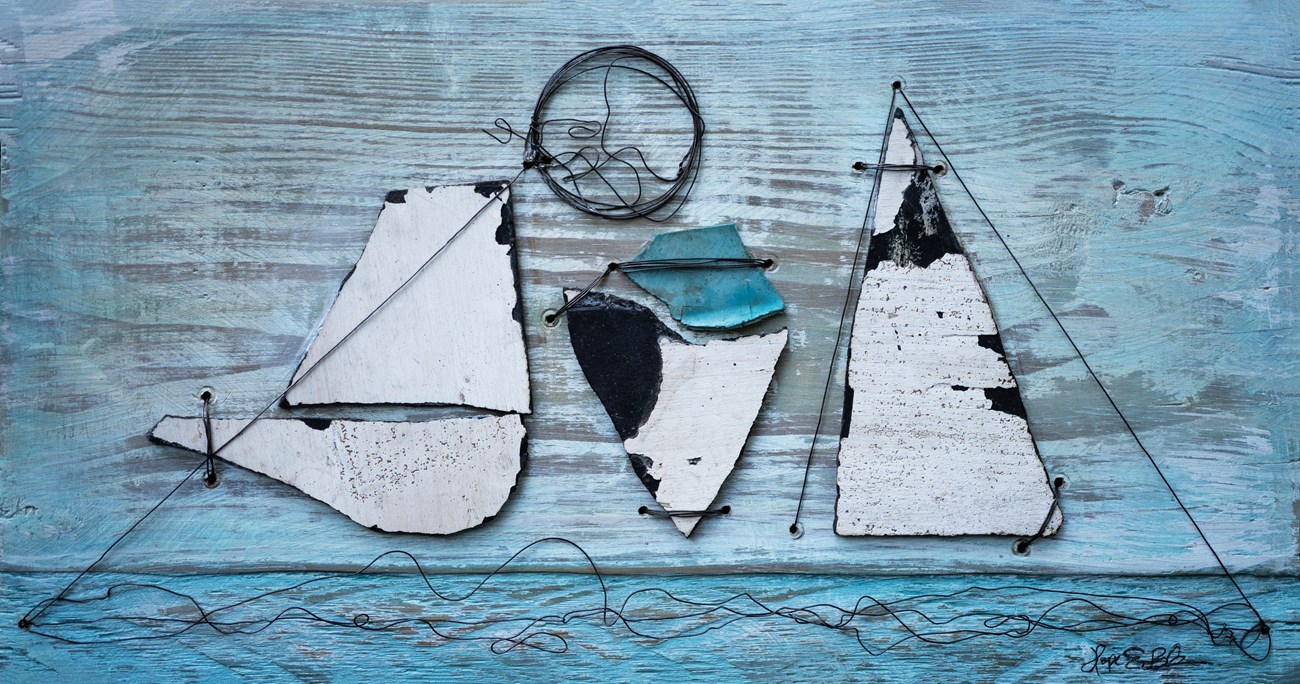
1081 643 1199 674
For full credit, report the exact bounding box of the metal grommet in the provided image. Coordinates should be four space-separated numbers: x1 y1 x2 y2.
932 163 948 177
1012 538 1031 556
197 387 216 402
891 77 906 91
761 256 778 273
542 309 560 328
788 522 804 539
1052 474 1067 490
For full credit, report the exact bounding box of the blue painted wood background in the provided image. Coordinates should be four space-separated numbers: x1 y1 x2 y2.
1 0 1297 680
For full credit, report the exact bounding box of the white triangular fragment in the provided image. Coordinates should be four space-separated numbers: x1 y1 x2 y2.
285 183 530 413
628 330 787 536
150 415 524 535
835 112 1062 537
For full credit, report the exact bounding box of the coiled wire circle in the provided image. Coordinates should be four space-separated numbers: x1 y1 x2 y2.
523 45 704 221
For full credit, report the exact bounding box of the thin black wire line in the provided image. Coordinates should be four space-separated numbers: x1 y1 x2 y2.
201 392 217 488
1018 481 1063 552
21 170 525 630
790 87 899 533
638 505 731 518
23 536 1270 661
19 461 207 630
544 257 771 324
852 162 944 174
896 87 1266 631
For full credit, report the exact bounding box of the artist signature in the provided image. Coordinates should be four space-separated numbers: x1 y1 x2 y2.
1081 643 1196 674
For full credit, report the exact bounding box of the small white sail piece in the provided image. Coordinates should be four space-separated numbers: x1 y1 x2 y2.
150 415 525 535
564 291 787 537
835 111 1062 537
285 182 531 413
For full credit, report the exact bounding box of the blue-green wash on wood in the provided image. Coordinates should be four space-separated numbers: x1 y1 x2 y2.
626 224 785 330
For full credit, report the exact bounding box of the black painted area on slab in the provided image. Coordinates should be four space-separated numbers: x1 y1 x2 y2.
473 179 509 198
983 386 1028 419
627 453 662 495
978 333 1006 361
495 190 526 327
299 418 331 431
383 189 407 204
863 171 963 273
839 383 854 437
565 291 683 443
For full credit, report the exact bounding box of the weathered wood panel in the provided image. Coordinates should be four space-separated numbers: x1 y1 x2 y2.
3 572 1297 681
0 0 1296 679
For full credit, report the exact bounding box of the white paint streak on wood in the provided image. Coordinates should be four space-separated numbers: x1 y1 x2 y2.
150 415 525 535
835 115 1061 537
626 330 788 536
285 184 531 413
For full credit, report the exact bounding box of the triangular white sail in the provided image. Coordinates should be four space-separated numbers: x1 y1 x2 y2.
836 111 1062 537
285 182 531 413
564 290 786 537
151 415 525 535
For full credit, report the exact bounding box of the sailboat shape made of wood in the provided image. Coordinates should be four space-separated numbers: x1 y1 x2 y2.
835 110 1063 537
150 182 531 535
564 290 787 537
150 415 525 534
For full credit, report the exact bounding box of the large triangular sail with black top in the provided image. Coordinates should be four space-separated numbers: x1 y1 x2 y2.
835 110 1062 537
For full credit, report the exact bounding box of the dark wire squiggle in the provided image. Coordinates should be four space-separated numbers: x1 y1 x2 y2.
487 45 704 222
22 537 1272 661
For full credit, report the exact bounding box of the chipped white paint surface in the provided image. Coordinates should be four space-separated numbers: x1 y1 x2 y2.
150 415 525 535
835 116 1061 537
627 330 788 536
285 184 531 413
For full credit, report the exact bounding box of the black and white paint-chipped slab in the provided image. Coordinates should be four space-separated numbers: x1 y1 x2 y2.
150 414 525 535
565 291 787 537
285 182 530 413
835 110 1062 537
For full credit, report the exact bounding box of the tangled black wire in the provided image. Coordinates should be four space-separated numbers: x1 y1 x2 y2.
22 537 1271 662
486 45 704 221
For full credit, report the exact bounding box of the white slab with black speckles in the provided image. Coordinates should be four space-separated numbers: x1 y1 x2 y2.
564 290 787 537
150 414 525 535
835 112 1062 537
285 182 531 413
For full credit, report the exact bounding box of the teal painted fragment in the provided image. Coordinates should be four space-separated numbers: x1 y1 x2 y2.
625 224 785 329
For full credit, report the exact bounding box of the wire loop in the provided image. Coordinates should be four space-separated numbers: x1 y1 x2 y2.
509 45 705 221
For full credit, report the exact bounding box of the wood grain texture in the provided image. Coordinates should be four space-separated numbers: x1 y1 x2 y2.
0 0 1297 679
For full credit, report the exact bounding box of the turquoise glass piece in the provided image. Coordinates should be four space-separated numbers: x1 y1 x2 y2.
625 224 785 330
